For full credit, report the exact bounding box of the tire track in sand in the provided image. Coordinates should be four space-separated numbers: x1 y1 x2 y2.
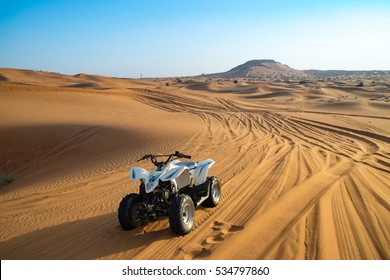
127 89 389 260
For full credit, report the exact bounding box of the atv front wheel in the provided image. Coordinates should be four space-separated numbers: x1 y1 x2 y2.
118 193 144 230
203 177 221 207
169 194 195 235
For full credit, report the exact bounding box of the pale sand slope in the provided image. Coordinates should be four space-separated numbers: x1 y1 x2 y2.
0 69 389 259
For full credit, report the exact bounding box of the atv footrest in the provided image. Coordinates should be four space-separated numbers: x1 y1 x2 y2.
193 180 210 197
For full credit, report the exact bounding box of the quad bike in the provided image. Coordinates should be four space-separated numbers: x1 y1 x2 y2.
118 151 221 235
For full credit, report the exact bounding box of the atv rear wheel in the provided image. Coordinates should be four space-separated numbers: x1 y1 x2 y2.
118 193 144 230
203 177 221 207
169 194 195 235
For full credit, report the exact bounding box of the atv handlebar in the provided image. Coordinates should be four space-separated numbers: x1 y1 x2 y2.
137 154 152 162
137 151 191 166
174 151 191 159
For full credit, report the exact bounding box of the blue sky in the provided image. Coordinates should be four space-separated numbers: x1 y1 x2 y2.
1 0 389 77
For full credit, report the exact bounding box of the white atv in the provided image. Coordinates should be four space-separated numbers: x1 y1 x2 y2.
118 151 221 235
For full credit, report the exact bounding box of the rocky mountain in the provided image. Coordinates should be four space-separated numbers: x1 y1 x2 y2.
202 59 310 79
200 60 390 79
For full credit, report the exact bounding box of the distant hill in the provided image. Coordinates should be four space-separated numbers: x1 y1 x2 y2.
202 59 310 79
200 60 390 79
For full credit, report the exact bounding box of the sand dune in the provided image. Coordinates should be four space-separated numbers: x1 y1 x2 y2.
0 69 389 259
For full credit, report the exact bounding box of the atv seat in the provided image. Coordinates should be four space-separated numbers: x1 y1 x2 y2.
175 162 197 169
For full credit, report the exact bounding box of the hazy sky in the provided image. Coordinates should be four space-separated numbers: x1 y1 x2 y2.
1 0 389 77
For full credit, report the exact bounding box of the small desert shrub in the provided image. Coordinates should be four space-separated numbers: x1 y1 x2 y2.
233 80 238 83
1 176 14 186
166 82 170 86
356 82 364 87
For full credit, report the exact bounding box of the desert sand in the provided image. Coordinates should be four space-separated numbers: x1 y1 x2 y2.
0 68 389 260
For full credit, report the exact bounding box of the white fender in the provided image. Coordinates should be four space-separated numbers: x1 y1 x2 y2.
193 159 215 185
130 167 150 182
159 166 187 182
